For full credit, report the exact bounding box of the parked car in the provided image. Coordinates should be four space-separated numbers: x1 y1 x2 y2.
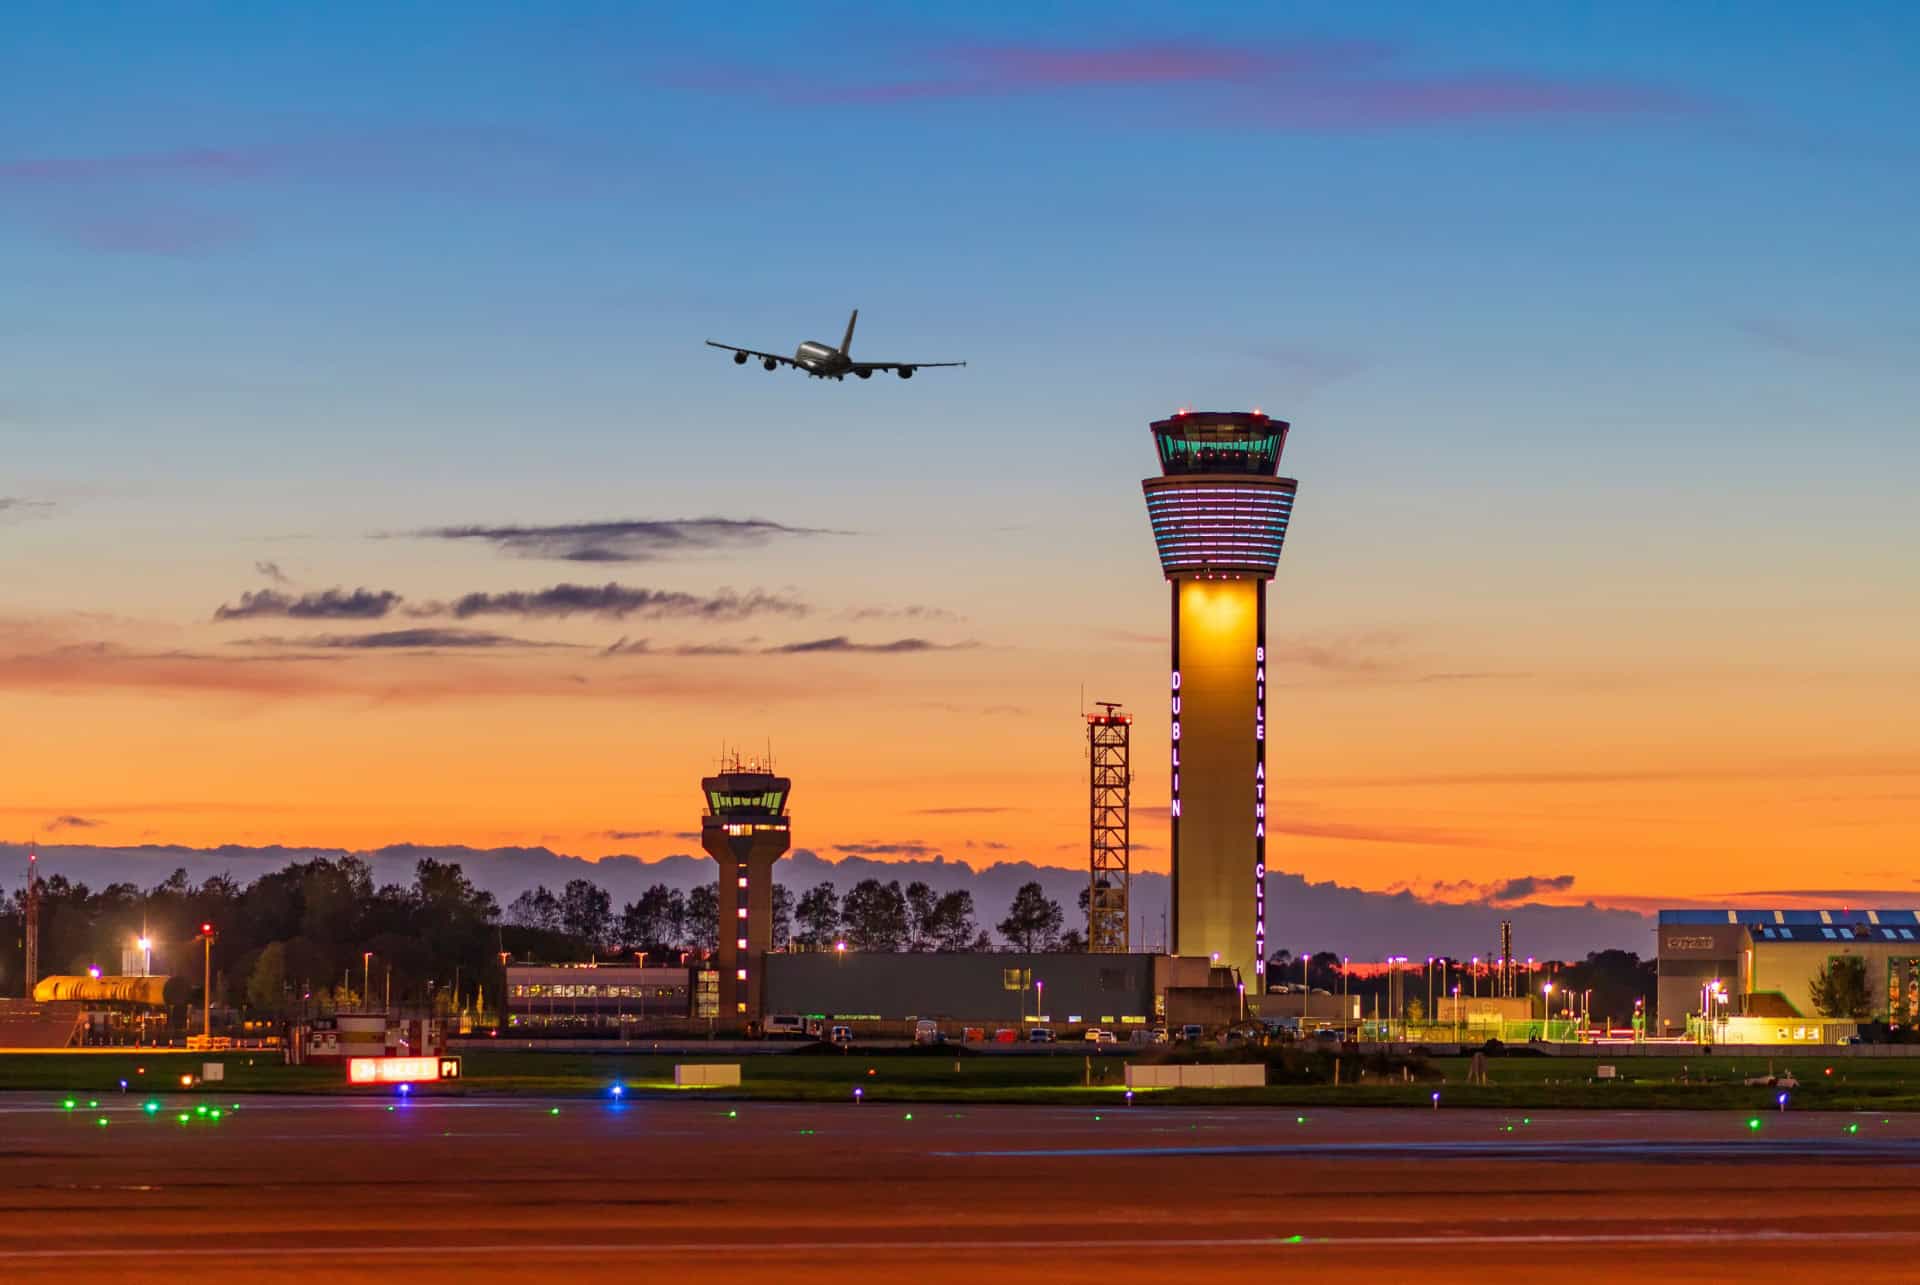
992 1027 1020 1044
829 1025 854 1047
1028 1027 1055 1044
1083 1027 1116 1045
1129 1027 1169 1046
913 1019 943 1046
1177 1024 1206 1042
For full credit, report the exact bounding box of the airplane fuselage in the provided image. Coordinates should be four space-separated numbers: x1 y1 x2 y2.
794 340 851 377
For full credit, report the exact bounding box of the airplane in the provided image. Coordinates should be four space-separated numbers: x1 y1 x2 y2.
705 310 965 381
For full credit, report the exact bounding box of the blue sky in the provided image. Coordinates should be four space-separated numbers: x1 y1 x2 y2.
4 2 1917 906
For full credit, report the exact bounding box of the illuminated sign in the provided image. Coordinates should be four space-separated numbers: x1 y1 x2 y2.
348 1055 461 1084
1169 670 1182 820
1253 638 1266 983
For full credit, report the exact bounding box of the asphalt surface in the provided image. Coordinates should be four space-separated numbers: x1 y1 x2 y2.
6 1093 1920 1281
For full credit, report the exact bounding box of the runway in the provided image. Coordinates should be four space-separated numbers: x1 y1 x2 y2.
5 1093 1920 1282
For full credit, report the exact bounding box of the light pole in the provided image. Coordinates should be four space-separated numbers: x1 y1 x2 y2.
136 936 152 978
1426 956 1435 1032
1542 982 1554 1038
363 952 373 1011
1036 979 1045 1022
1471 956 1480 1000
1451 985 1461 1042
1341 957 1350 1036
196 923 215 1042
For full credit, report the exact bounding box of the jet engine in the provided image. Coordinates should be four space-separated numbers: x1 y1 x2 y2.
733 350 748 364
763 357 778 371
897 367 914 379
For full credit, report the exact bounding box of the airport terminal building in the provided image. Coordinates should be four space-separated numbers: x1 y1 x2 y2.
1657 908 1920 1037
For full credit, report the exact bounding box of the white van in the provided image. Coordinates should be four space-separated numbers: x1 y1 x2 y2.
764 1014 806 1037
912 1019 943 1046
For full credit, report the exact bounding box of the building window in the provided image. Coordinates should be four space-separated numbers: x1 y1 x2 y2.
738 907 749 919
1002 968 1028 991
736 969 748 981
738 876 749 888
736 937 748 950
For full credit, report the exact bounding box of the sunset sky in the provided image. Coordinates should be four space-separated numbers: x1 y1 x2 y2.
4 3 1916 911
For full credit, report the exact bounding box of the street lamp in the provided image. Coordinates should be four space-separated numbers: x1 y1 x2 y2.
363 952 373 1010
1471 956 1480 999
195 923 216 1043
1341 956 1350 1035
136 936 152 977
1542 981 1554 1036
1036 979 1045 1020
1451 985 1461 1042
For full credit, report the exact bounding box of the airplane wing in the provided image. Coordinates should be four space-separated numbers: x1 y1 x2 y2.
848 360 968 373
706 340 798 367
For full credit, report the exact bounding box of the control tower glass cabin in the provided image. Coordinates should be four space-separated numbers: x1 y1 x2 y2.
699 763 792 1029
1141 410 1298 992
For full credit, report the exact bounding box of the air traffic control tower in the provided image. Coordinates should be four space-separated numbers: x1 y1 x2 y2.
1142 410 1298 995
700 757 792 1029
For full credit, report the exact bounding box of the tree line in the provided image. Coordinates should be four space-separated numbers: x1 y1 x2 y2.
504 876 1076 955
2 859 1082 1021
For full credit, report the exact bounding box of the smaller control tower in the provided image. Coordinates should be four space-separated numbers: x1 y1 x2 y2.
700 754 792 1029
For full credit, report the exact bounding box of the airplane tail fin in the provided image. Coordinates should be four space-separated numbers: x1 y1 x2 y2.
840 308 858 356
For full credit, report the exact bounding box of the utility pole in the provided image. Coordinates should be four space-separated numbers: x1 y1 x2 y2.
197 923 216 1042
22 849 41 998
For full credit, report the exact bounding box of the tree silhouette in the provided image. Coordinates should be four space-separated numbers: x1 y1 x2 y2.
1810 954 1873 1019
997 882 1064 952
794 882 840 949
842 879 908 952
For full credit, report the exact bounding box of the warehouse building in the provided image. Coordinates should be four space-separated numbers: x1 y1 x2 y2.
1657 908 1920 1037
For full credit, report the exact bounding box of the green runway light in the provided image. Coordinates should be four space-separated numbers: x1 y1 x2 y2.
177 1113 189 1123
1296 1116 1306 1124
143 1101 159 1115
61 1098 75 1110
1747 1118 1762 1130
386 1106 395 1112
96 1117 109 1127
550 1107 561 1116
88 1100 99 1108
210 1109 222 1120
195 1105 208 1116
1284 1235 1304 1244
727 1110 737 1119
904 1113 913 1121
1848 1123 1861 1134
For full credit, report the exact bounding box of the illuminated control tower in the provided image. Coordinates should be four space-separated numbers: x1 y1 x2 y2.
1142 411 1298 992
700 756 792 1030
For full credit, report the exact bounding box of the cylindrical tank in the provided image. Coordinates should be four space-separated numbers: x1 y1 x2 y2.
33 974 190 1006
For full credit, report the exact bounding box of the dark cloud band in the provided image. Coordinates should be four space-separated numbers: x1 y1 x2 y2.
409 517 843 563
